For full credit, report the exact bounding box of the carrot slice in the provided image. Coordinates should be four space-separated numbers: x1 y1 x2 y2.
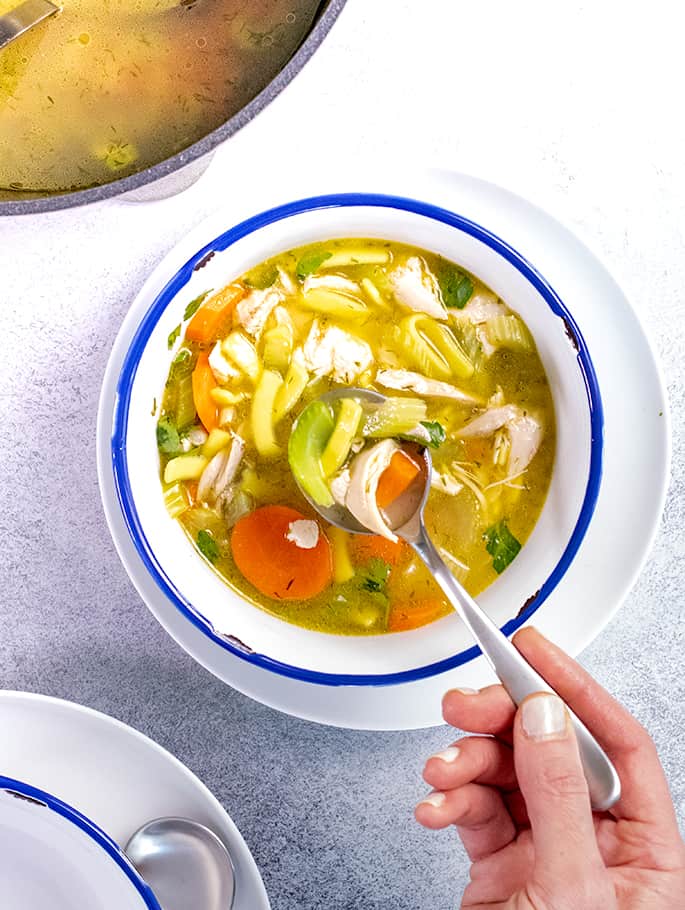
232 505 333 600
376 450 421 509
186 284 247 344
192 352 219 432
350 534 408 567
388 598 450 632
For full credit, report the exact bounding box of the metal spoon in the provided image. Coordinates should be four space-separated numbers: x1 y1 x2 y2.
297 388 621 812
0 0 60 51
125 818 236 910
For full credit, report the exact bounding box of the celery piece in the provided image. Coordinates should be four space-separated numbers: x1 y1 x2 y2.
486 314 534 352
328 527 355 583
163 454 208 484
202 428 232 459
251 369 284 458
320 248 391 269
396 314 473 380
301 288 368 322
273 358 309 423
288 400 335 507
321 398 363 476
221 331 261 382
175 373 196 429
163 483 189 519
210 388 247 407
362 397 427 438
263 322 293 373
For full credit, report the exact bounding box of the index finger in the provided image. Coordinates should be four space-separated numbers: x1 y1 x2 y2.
513 627 679 831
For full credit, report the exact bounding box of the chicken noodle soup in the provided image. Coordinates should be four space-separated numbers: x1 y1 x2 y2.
157 240 556 635
0 0 320 193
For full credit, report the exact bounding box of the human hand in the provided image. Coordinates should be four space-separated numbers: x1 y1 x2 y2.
415 627 685 909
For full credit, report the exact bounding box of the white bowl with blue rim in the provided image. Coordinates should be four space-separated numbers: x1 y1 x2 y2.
0 775 160 910
109 193 602 689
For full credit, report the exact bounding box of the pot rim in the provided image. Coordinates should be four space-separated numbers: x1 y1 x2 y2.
0 0 347 216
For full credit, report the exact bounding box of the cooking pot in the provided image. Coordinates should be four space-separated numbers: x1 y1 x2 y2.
0 0 347 215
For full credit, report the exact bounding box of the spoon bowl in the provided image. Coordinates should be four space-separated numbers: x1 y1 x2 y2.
294 388 622 812
125 817 235 910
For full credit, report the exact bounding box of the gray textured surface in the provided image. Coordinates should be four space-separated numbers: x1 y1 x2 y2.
1 1 684 908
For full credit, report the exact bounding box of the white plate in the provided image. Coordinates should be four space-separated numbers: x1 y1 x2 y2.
97 168 669 729
0 691 270 910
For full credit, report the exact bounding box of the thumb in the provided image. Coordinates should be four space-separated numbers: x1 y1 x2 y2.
514 693 604 889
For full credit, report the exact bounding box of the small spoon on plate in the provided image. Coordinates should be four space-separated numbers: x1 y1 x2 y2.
0 0 60 51
126 817 236 910
295 388 621 812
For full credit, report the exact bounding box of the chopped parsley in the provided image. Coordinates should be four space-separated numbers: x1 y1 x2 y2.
167 324 181 349
197 529 220 564
439 265 474 309
420 420 446 448
296 251 332 280
183 290 210 321
156 418 180 454
360 558 391 593
484 520 521 574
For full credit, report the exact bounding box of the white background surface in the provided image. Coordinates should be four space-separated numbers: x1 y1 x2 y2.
0 1 683 908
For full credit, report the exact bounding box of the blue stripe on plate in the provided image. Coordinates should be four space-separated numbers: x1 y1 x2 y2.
0 775 162 909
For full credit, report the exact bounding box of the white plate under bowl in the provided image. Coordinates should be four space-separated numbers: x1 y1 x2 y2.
0 775 160 910
0 691 270 910
97 168 669 729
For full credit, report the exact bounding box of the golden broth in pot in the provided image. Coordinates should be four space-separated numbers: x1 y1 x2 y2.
0 0 320 193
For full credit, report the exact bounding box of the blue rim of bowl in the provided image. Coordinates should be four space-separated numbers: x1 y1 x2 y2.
111 192 604 687
0 775 162 909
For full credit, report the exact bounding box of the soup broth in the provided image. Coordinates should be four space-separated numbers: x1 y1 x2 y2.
156 239 556 635
0 0 319 192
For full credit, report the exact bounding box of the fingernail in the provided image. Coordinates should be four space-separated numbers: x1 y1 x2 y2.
431 746 460 764
521 694 568 741
449 687 478 696
419 791 446 809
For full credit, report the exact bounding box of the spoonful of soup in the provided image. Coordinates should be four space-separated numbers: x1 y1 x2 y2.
290 387 621 812
0 0 60 50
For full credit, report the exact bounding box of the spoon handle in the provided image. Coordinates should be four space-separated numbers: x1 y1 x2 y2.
0 0 60 51
411 527 621 812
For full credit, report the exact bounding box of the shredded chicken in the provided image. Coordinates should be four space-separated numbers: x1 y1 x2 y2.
375 369 481 404
208 341 240 384
458 406 543 476
197 436 245 506
431 472 464 496
235 287 283 340
389 257 447 321
451 289 507 324
302 320 373 384
345 439 399 540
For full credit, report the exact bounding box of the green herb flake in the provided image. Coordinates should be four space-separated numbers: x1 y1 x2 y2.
484 520 521 574
295 251 332 280
420 420 446 448
156 419 180 454
439 265 474 309
197 529 220 564
183 290 210 321
360 558 391 593
167 324 181 349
